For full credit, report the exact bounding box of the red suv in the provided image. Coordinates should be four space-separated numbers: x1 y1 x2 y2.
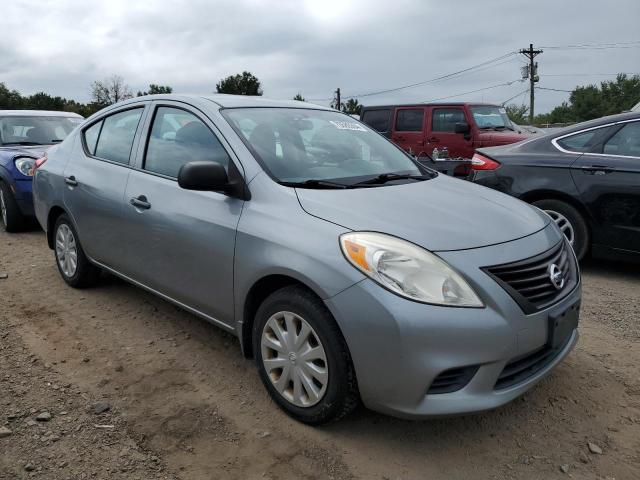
360 103 528 161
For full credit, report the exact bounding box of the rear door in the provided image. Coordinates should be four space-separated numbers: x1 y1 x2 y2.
119 101 244 326
63 103 148 270
426 106 474 159
570 119 640 253
391 107 428 158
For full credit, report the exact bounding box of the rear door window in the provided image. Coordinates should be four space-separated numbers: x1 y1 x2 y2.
395 109 424 132
93 108 144 164
361 109 391 132
602 121 640 157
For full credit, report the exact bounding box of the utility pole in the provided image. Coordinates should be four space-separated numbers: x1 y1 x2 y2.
335 87 341 111
519 43 542 124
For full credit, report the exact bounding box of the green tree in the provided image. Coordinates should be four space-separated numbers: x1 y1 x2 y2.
137 84 173 96
0 83 24 109
216 71 263 96
505 104 529 124
90 75 133 107
293 93 305 101
535 74 640 124
341 98 361 115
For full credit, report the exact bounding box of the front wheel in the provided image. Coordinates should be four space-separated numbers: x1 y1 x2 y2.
0 181 26 232
53 214 101 288
533 199 589 260
253 286 359 424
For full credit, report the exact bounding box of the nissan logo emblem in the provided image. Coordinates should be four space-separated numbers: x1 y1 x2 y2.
548 264 565 290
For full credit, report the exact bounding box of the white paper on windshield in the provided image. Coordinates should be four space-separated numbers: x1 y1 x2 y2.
329 121 367 132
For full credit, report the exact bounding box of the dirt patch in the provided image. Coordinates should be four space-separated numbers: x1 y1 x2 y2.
1 229 639 479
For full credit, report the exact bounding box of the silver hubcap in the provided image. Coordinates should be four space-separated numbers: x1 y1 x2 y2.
545 209 575 246
0 189 7 226
261 311 328 407
55 224 78 277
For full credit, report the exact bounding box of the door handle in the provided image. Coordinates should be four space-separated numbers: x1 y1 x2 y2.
130 195 151 210
64 176 78 187
416 140 425 146
581 165 615 175
427 137 439 143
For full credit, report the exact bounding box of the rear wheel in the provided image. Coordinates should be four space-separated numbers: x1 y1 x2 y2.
53 214 101 288
0 181 26 232
533 199 589 260
253 286 359 424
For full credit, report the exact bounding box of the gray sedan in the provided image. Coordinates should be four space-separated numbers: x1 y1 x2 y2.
33 95 581 423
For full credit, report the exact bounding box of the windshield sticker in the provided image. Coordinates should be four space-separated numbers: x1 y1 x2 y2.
329 121 367 132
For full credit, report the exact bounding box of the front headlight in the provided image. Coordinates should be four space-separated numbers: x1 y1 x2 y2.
340 232 484 307
14 157 36 177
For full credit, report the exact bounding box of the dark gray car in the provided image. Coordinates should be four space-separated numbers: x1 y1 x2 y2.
33 95 581 423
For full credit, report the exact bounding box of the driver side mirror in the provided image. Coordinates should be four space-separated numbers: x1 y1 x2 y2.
178 161 228 192
454 122 470 134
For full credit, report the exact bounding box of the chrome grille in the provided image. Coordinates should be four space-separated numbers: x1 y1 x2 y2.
484 241 578 314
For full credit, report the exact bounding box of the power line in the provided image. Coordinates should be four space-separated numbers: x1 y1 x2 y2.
536 86 573 93
307 51 517 101
501 88 530 105
541 72 640 77
539 40 640 50
420 79 523 103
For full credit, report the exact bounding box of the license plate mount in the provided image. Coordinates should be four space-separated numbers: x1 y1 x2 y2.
548 301 580 349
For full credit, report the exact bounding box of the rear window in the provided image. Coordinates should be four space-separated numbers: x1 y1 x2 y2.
556 130 599 152
361 109 391 132
395 109 424 132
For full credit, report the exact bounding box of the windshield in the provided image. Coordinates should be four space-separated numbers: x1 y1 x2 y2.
470 106 514 129
0 115 83 146
222 108 424 185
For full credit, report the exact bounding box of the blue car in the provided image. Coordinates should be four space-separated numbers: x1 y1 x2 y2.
0 110 83 231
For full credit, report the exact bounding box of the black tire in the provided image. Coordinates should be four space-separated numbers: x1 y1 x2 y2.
533 199 589 260
253 286 359 424
53 214 101 288
0 181 26 233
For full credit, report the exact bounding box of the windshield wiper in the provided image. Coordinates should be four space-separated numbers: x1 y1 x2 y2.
1 141 43 146
353 173 433 186
280 179 355 189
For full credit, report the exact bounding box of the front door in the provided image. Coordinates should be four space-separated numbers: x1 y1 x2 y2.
119 103 244 326
571 120 640 253
391 107 427 158
63 105 147 270
426 106 474 159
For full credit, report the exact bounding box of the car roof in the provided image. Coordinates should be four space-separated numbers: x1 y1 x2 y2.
0 110 83 118
361 102 502 109
551 111 640 136
115 94 334 111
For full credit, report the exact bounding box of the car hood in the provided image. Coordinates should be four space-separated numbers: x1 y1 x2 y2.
476 130 529 145
0 145 52 159
296 175 550 251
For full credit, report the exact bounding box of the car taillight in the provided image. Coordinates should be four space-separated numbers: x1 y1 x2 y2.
31 154 48 175
470 153 500 170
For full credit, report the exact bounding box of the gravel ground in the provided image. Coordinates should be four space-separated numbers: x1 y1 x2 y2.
1 229 639 480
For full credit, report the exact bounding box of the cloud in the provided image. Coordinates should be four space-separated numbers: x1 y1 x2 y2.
1 0 639 112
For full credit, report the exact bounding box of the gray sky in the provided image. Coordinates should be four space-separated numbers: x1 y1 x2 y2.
2 0 639 113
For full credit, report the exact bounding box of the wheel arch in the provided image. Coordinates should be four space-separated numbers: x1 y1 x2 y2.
46 205 67 249
240 274 327 359
519 189 592 228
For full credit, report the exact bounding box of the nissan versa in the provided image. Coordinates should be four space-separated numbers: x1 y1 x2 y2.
32 95 581 424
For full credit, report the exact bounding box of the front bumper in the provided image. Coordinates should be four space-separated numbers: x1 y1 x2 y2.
9 178 35 216
325 224 581 419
